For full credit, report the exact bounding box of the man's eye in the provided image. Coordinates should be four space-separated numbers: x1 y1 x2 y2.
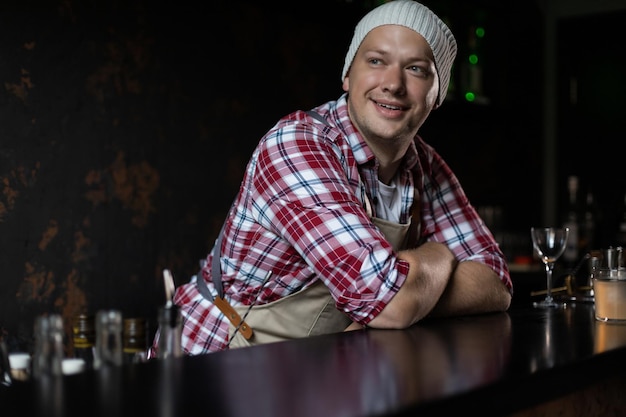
409 65 430 77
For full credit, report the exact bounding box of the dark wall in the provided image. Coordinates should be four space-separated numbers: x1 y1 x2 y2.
0 0 543 353
0 0 364 353
557 10 626 248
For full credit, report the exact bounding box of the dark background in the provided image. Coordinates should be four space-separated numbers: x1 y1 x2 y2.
0 0 624 353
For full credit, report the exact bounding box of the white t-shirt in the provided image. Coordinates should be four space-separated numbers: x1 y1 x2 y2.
376 178 402 223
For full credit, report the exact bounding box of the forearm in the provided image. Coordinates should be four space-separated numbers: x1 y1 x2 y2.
428 260 512 317
367 242 457 329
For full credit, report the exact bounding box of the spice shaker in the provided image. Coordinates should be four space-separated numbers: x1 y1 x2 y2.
156 305 182 359
32 315 64 379
94 310 123 369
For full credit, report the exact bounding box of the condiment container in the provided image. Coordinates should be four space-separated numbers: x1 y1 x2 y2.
32 315 64 379
8 353 31 382
94 310 123 369
156 305 182 359
62 358 86 375
593 268 626 322
72 314 95 370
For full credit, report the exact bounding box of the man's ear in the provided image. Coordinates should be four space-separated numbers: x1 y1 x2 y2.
342 76 349 93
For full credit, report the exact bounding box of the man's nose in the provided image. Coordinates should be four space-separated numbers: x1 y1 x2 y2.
381 66 406 95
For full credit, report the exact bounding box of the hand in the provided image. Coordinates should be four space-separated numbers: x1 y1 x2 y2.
344 322 365 332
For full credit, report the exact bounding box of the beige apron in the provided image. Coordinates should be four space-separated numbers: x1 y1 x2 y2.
227 200 419 348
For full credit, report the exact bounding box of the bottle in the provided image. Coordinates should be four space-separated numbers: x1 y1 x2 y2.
156 305 182 359
123 317 148 364
94 310 123 369
32 315 64 379
562 175 581 268
72 314 95 371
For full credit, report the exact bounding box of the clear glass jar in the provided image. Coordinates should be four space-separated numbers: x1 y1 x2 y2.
156 306 182 359
94 310 123 369
1 338 12 385
32 315 64 379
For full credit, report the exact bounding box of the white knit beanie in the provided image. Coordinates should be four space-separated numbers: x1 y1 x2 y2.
341 0 457 106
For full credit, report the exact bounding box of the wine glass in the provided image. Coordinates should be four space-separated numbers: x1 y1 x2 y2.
530 227 569 308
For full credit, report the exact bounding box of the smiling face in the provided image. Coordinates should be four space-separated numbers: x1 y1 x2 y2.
342 25 439 153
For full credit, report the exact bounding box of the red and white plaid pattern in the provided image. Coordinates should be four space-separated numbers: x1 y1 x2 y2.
172 94 511 354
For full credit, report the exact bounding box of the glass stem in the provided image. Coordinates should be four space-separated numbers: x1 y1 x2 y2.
545 262 554 302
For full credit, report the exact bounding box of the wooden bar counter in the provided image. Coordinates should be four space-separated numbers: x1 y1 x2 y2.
2 301 626 417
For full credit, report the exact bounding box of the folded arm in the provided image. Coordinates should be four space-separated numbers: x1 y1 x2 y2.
358 242 510 330
427 259 511 318
366 241 455 328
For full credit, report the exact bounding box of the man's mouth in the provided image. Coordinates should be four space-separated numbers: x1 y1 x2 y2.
375 100 405 111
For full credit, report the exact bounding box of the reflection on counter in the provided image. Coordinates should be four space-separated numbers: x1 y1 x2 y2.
515 305 595 374
213 312 513 417
594 321 626 354
368 312 513 399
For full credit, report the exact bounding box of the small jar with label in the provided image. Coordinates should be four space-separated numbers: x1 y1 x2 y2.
123 317 148 364
72 314 95 370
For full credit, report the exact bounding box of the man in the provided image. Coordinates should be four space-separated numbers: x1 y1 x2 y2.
167 0 512 354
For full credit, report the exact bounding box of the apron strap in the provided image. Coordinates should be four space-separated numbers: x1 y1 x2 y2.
407 189 421 248
195 219 254 340
195 267 215 301
305 110 330 126
211 221 227 298
195 220 227 301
